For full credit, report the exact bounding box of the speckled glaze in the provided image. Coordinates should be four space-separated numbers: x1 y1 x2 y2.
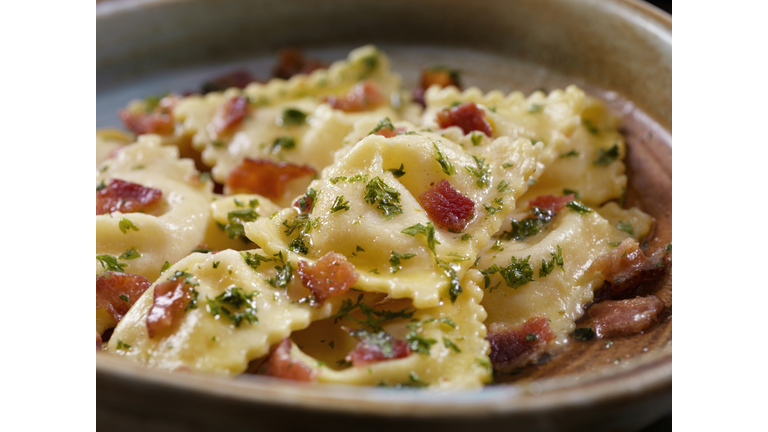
96 1 671 430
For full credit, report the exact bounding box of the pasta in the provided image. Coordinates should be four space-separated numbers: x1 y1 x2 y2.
97 45 670 389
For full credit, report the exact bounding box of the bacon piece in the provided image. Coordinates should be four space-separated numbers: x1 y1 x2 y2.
436 102 492 136
486 316 556 373
96 179 162 216
589 296 665 338
145 277 196 338
419 179 475 232
528 194 575 214
346 334 411 367
413 67 462 106
326 80 385 112
589 238 670 296
202 69 259 94
96 271 152 325
373 127 406 138
97 331 103 349
119 96 176 135
297 252 359 306
211 95 249 134
226 158 316 201
262 338 316 382
272 48 328 80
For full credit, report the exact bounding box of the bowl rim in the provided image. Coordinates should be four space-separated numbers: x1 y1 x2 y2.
96 0 672 418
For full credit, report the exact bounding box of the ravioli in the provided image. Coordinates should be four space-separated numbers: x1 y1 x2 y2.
478 201 654 346
245 129 542 308
108 249 349 374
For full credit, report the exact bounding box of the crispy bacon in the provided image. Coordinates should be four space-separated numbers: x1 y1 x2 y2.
528 194 575 214
262 338 316 382
211 95 249 134
96 271 152 325
419 179 475 232
297 252 359 306
326 80 385 112
373 127 406 138
119 96 176 135
272 48 328 80
413 67 462 106
96 179 162 216
226 158 316 201
486 316 556 373
589 295 665 338
346 334 411 367
435 102 492 136
202 69 259 94
589 238 670 296
145 277 196 338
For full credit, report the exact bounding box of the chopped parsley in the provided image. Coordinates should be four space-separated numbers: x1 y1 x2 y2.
465 155 491 188
594 144 620 166
436 258 463 303
282 213 312 236
539 245 564 277
574 327 595 341
213 261 220 269
281 108 307 126
369 117 394 134
96 254 127 274
224 208 259 240
119 247 141 260
115 340 131 350
491 240 505 251
401 222 439 255
460 233 472 241
160 261 171 273
118 218 139 234
206 286 258 327
443 337 461 353
560 150 580 158
288 237 309 255
563 188 581 199
666 243 672 254
386 163 406 178
471 133 483 146
361 52 379 73
270 135 296 153
167 270 199 287
330 293 414 332
617 220 635 237
481 255 535 290
349 329 396 357
266 261 293 289
356 245 365 252
565 200 593 215
389 251 416 273
502 162 514 168
497 180 512 193
330 195 351 213
119 294 130 303
582 119 599 135
528 104 543 113
526 333 538 342
497 207 554 241
405 325 437 355
364 177 403 219
97 180 107 191
483 198 504 215
433 142 456 176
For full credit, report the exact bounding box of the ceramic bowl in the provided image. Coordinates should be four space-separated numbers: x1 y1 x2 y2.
96 1 671 430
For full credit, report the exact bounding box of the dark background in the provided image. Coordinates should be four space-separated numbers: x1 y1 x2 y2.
644 0 672 14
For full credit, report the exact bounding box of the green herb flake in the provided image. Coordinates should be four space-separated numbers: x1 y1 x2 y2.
389 251 416 273
115 340 131 350
96 254 127 274
386 163 406 178
330 195 351 213
465 155 491 188
443 337 461 353
483 198 504 215
267 261 293 289
405 329 437 355
119 247 141 260
436 258 463 303
528 104 543 113
433 142 456 176
574 327 595 341
270 135 296 153
206 286 259 327
560 150 580 158
481 255 535 290
491 240 505 251
619 187 627 208
224 208 259 240
160 261 172 273
583 119 599 135
118 218 139 234
565 200 593 215
617 220 635 237
211 140 225 148
295 188 317 214
119 294 130 303
471 133 483 147
525 333 538 342
369 117 395 134
497 180 512 194
364 177 403 219
281 108 307 126
563 188 581 199
460 233 472 241
288 237 309 255
594 144 620 166
666 244 672 254
97 181 107 191
213 261 220 269
401 222 439 255
502 162 514 169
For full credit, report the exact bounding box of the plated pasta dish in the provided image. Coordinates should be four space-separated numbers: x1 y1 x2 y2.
96 46 671 389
